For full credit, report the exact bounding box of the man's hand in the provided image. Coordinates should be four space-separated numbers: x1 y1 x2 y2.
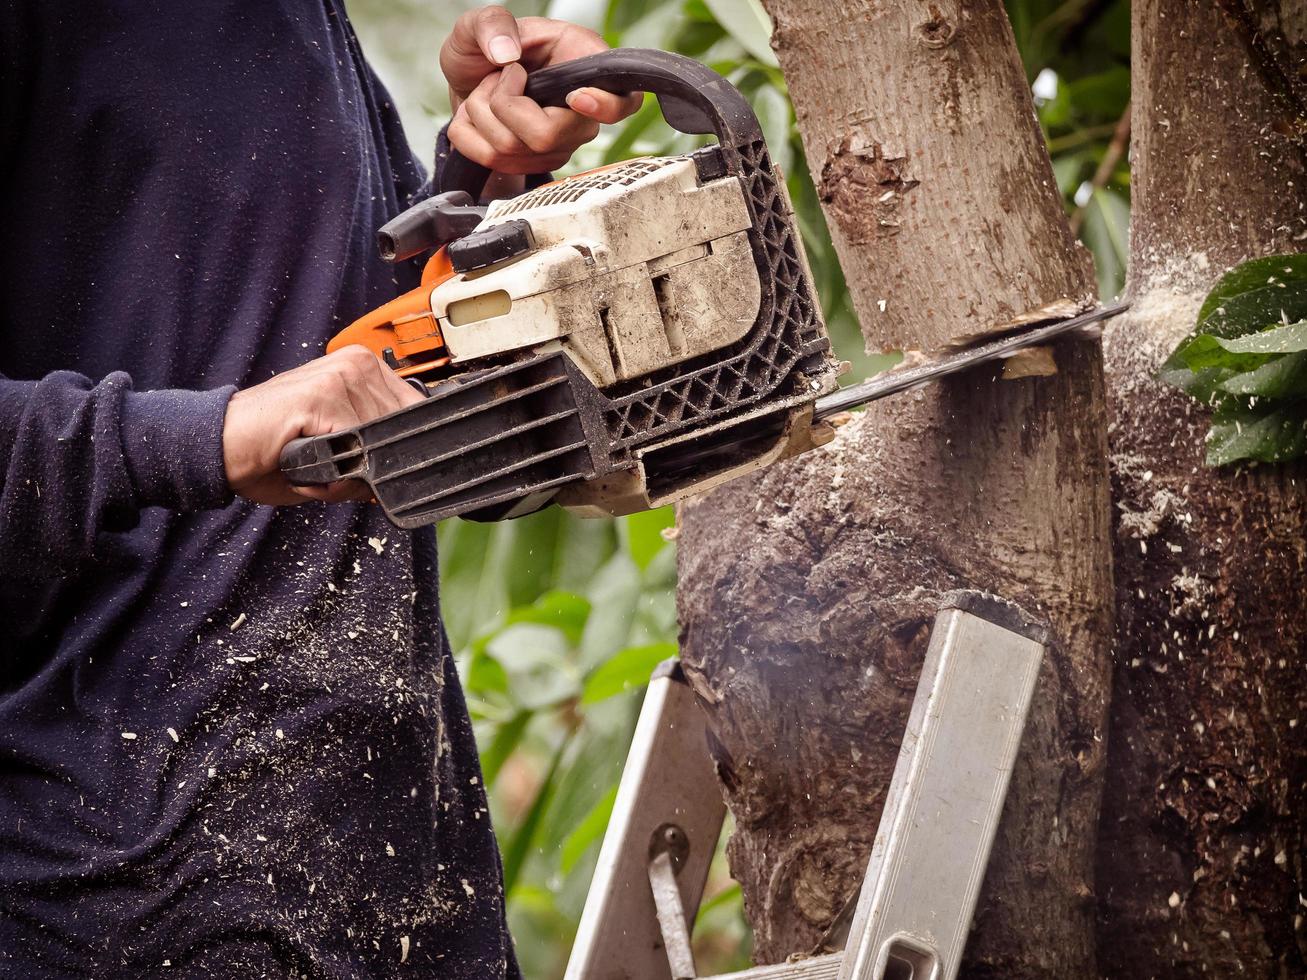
441 6 642 176
223 346 424 506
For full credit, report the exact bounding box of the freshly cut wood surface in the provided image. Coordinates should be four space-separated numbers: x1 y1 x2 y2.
768 0 1095 352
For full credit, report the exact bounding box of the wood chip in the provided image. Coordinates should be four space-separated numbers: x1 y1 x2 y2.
1001 345 1058 379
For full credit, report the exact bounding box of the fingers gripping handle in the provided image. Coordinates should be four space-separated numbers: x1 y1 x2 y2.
380 49 762 260
439 47 764 201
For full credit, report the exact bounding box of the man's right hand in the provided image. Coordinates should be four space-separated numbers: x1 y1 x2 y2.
222 345 424 506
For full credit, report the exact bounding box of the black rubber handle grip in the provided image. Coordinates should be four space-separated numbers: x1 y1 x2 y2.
441 48 761 200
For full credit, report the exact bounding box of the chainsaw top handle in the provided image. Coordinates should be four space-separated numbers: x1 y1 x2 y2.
379 48 763 262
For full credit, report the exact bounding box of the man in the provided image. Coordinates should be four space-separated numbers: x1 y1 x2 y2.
0 4 637 977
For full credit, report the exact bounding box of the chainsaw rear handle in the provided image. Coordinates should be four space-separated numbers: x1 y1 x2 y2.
280 433 362 488
377 48 763 260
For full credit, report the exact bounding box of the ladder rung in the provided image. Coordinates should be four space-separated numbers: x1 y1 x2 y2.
703 952 843 980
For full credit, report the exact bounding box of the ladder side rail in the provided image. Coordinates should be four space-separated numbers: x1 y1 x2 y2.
838 592 1048 980
566 660 728 980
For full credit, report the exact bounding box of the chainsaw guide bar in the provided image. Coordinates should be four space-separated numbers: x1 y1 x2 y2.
813 301 1129 420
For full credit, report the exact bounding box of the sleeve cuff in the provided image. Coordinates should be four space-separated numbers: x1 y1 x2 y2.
121 386 237 512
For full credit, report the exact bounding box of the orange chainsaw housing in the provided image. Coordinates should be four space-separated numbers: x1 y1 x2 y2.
327 164 640 381
327 248 456 379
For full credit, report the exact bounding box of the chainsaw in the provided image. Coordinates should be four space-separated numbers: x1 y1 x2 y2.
279 49 1123 527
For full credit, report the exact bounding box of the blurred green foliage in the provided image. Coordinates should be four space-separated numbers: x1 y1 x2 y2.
1160 255 1307 466
346 0 1131 974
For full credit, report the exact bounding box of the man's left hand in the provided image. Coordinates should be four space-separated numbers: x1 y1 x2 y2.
440 6 642 176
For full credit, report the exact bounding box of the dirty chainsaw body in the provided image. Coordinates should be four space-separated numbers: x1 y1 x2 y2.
279 49 1124 528
279 50 840 527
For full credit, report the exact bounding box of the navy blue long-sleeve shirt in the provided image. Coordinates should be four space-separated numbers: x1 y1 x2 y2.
0 3 519 977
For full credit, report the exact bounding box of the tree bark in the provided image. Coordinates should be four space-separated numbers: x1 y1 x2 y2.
676 1 1115 975
1096 2 1307 976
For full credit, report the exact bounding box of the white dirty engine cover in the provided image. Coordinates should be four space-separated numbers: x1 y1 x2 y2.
430 157 761 387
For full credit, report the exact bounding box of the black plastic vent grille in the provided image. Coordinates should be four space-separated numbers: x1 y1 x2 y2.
601 140 830 453
490 157 678 216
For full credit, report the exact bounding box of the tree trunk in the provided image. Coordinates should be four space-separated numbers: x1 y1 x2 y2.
675 1 1115 975
1096 2 1307 975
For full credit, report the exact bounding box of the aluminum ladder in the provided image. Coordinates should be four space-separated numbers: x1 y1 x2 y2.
564 591 1049 980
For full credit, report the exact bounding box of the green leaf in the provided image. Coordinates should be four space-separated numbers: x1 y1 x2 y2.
600 95 665 165
504 508 564 608
701 0 777 67
1206 402 1307 466
501 733 570 897
503 881 555 916
1064 66 1130 120
1166 332 1266 372
602 0 661 40
683 0 716 23
502 590 593 645
1081 188 1128 299
464 651 509 697
621 507 674 570
1195 255 1307 337
1215 319 1307 355
486 623 582 710
1157 361 1237 404
578 553 644 669
1161 257 1307 466
1051 149 1091 197
673 17 732 59
531 722 632 867
614 0 682 49
1164 321 1307 390
1219 351 1307 398
560 784 618 874
543 0 605 30
436 520 504 650
553 513 619 592
480 710 533 787
1092 0 1132 59
750 81 793 175
582 642 678 704
1038 80 1073 130
695 881 742 927
1160 333 1271 402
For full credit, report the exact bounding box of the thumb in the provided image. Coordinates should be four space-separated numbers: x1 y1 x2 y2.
441 6 523 103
